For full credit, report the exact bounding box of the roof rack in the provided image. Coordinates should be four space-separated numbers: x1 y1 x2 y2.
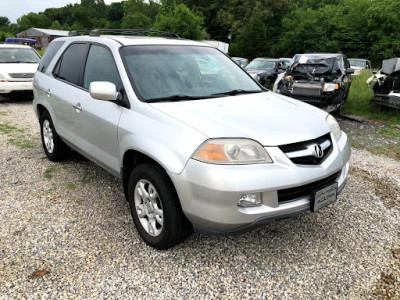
68 29 180 38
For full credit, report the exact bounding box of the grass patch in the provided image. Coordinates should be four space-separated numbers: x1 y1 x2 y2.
0 111 8 116
372 144 400 160
44 167 56 179
66 183 76 190
8 136 35 149
343 71 400 125
0 123 37 149
37 49 46 56
0 123 18 134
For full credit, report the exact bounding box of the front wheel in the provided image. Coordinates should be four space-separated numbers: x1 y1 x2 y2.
128 162 191 249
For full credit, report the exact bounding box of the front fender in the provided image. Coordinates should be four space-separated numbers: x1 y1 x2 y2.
118 107 208 175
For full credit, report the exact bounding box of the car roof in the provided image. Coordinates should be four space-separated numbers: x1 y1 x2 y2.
60 30 209 48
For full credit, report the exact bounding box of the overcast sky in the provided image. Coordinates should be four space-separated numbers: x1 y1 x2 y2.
1 0 121 24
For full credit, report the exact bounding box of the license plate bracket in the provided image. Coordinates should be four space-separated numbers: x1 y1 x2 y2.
311 182 338 212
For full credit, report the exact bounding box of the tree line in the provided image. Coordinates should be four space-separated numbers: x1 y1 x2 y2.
1 0 399 66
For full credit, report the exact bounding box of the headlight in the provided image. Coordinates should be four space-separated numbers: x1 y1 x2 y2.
326 114 342 141
193 139 272 164
323 83 339 92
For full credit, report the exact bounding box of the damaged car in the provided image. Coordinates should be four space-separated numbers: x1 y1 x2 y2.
245 58 288 89
370 57 400 111
348 58 372 75
274 53 354 114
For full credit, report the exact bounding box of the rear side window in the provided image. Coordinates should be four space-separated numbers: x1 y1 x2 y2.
38 40 65 73
53 43 88 85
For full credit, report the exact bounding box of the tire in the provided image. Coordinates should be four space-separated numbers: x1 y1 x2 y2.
39 111 70 161
127 162 192 249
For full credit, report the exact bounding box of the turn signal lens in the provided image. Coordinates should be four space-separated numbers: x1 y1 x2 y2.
196 144 227 161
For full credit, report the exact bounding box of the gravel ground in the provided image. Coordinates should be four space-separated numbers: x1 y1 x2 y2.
1 97 399 299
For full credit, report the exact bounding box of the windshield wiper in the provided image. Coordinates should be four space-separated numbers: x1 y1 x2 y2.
211 89 263 96
146 94 204 103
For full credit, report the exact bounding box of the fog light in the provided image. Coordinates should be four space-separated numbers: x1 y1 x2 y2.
238 193 262 207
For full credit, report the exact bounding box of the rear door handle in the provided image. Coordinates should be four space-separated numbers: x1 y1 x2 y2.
73 103 82 112
45 89 51 97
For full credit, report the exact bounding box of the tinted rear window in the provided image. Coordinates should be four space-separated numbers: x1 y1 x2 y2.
38 40 65 73
53 43 88 85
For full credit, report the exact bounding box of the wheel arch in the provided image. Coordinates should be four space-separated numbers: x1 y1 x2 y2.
121 150 178 202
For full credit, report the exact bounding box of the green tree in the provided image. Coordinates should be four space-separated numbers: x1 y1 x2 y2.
72 6 94 29
236 17 268 59
0 16 10 28
107 2 124 27
122 12 152 29
154 4 206 39
365 0 400 64
17 12 51 31
50 20 63 30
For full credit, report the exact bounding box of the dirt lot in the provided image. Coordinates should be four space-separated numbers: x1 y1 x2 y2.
0 96 399 299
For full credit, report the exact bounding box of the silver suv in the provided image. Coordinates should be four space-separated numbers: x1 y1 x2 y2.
33 30 350 249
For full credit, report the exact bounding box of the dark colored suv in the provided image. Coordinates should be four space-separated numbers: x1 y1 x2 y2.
245 58 289 89
275 53 354 114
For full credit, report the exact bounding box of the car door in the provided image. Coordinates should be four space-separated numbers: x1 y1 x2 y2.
70 44 123 175
50 43 90 145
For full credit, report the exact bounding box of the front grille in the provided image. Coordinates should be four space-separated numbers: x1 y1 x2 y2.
279 133 332 165
9 73 34 79
292 82 321 96
278 171 340 203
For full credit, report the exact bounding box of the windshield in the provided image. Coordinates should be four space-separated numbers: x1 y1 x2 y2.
120 45 261 102
290 55 342 75
0 48 40 63
245 60 276 71
349 60 366 68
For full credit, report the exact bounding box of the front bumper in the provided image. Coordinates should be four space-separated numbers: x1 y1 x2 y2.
280 89 343 107
170 132 351 235
370 93 400 110
0 81 33 94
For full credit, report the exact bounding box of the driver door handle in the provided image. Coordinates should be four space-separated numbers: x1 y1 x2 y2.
73 103 82 112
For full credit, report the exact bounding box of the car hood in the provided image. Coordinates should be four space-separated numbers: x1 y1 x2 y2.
0 63 38 79
150 92 330 146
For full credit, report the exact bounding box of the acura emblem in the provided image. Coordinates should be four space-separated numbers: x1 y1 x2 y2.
312 144 324 158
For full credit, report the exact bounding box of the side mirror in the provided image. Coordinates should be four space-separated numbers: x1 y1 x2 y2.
89 81 118 101
373 71 377 74
281 65 288 70
346 68 355 75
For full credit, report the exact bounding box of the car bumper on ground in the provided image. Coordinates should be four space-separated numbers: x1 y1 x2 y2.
170 132 351 235
0 81 33 94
